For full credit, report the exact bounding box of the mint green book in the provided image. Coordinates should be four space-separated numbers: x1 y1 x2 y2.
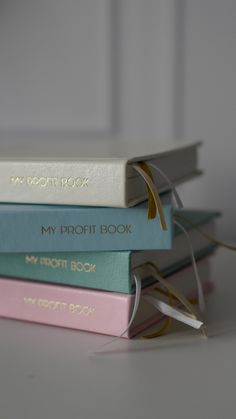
0 193 172 252
0 210 218 293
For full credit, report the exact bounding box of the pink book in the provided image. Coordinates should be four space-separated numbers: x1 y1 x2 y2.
0 259 213 337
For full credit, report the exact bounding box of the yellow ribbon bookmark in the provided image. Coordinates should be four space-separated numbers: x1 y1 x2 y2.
142 315 173 339
143 290 173 339
132 162 167 230
138 162 157 220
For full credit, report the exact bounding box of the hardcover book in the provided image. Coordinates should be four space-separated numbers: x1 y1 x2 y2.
0 210 218 292
0 141 201 207
0 258 212 338
0 193 172 252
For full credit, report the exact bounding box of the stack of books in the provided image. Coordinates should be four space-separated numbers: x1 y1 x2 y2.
0 141 219 338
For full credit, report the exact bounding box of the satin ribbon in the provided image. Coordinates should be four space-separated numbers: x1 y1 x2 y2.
142 287 202 339
142 287 173 339
89 164 208 354
174 219 205 313
132 162 167 230
88 270 142 355
144 295 204 330
175 213 236 252
147 161 184 209
89 262 206 355
143 262 202 321
137 162 157 219
142 315 172 339
139 161 205 312
125 262 204 337
151 286 200 306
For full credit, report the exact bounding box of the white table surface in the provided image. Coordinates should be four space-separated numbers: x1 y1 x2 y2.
0 248 235 419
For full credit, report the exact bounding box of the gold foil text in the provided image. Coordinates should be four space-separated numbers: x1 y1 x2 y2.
23 297 95 316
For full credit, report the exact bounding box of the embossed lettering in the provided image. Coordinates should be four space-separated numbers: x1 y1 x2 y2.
60 177 89 188
23 296 95 316
41 226 57 235
24 297 37 305
10 176 25 185
100 224 132 234
9 176 89 188
70 261 96 272
60 225 96 235
39 257 68 269
25 255 38 265
68 304 95 316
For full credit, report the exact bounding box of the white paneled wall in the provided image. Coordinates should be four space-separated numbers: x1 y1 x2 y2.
0 0 113 135
117 0 181 139
180 0 236 239
0 0 235 237
0 0 179 141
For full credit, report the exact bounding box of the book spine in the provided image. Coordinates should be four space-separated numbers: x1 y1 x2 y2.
0 277 135 337
0 160 127 206
0 275 213 338
0 203 172 252
0 252 133 293
0 245 216 294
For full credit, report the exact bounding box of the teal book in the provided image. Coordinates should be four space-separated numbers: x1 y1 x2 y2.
0 210 219 292
0 193 172 252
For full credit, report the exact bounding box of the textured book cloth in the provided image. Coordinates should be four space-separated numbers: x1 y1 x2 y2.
0 209 218 292
0 258 212 338
0 193 172 252
0 141 201 207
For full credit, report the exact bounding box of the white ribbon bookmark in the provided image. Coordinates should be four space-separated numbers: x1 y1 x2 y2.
174 219 205 313
89 263 205 356
88 270 142 355
141 161 205 311
143 262 202 320
146 161 184 209
89 162 206 355
143 295 203 330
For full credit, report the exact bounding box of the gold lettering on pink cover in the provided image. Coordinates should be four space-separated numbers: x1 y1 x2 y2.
23 297 95 316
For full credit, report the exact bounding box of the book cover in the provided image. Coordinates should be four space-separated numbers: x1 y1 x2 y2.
0 141 201 207
0 210 218 292
0 193 172 252
0 258 212 338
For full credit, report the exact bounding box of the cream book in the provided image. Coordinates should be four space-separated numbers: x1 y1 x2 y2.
0 141 201 207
